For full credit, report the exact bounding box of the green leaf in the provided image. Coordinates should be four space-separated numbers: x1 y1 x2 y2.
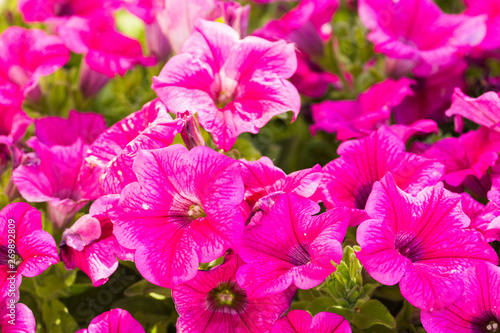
352 299 396 329
124 279 172 298
306 297 337 316
42 299 79 333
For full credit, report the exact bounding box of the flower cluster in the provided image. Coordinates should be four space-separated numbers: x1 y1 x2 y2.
0 0 499 332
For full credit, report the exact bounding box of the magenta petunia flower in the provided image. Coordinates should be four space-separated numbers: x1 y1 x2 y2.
421 262 500 332
0 27 69 106
253 0 339 56
85 99 183 194
464 0 500 51
357 174 499 310
240 156 323 212
111 145 245 288
18 0 120 24
0 298 36 333
12 117 105 229
172 253 294 332
0 203 59 298
60 195 134 287
152 19 300 151
290 53 340 99
461 193 500 243
58 15 156 79
445 88 500 132
358 0 486 76
12 111 106 227
76 308 145 333
393 61 467 125
236 193 348 298
0 105 32 171
316 127 444 226
310 78 413 140
271 310 351 333
35 110 107 147
422 127 500 187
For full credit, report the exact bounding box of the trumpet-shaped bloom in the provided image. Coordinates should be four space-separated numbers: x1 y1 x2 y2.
0 298 36 333
316 127 444 226
357 174 499 310
0 203 59 298
0 27 69 106
421 262 500 332
152 19 300 151
445 88 500 131
422 127 500 187
358 0 486 76
18 0 120 23
111 145 245 288
311 78 413 140
12 111 106 227
271 310 351 333
58 15 156 78
76 308 145 333
236 193 349 298
60 195 134 286
86 99 183 194
172 253 294 332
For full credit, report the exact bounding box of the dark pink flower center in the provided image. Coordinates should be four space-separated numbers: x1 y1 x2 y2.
0 245 22 268
53 2 75 17
471 311 499 332
205 281 248 314
289 243 311 266
394 233 424 262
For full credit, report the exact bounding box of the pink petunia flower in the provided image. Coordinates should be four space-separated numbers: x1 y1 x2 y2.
18 0 121 24
422 127 500 187
0 297 36 333
85 99 183 194
58 15 156 95
240 156 323 224
236 193 349 298
152 19 300 151
421 262 500 332
0 105 32 174
60 195 134 286
34 110 107 147
0 27 69 106
464 0 500 51
253 0 339 56
445 88 500 132
172 252 294 332
357 174 499 310
12 111 107 228
393 61 467 125
0 203 59 299
310 78 414 140
111 145 245 288
316 127 444 226
76 308 145 333
271 310 351 333
461 193 500 243
358 0 486 76
290 53 340 99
